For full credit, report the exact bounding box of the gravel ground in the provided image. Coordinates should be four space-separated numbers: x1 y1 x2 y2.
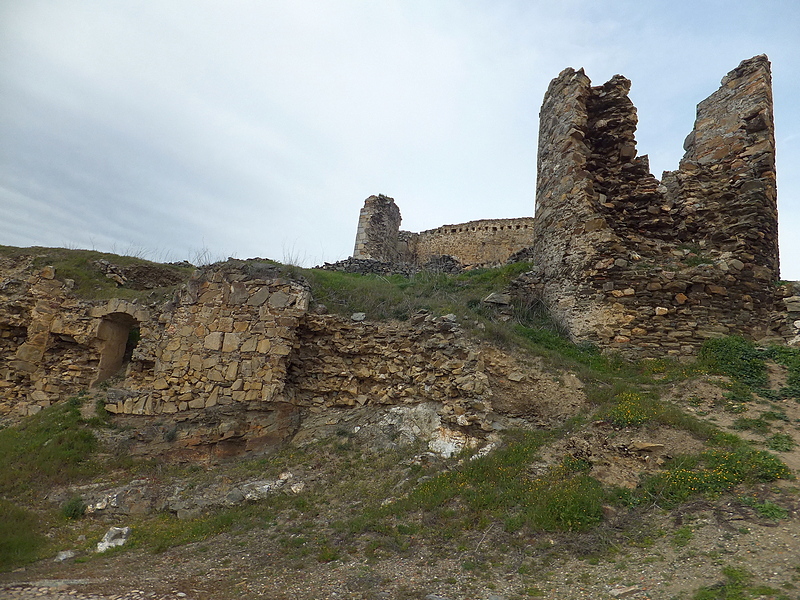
3 500 800 600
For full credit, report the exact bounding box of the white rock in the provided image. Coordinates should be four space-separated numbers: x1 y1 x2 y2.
54 550 77 562
610 585 640 597
96 526 131 552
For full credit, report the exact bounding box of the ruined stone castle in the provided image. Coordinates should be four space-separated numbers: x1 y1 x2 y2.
1 56 798 459
350 55 799 357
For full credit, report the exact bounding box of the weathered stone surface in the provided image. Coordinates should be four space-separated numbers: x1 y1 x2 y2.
96 526 131 552
352 193 535 268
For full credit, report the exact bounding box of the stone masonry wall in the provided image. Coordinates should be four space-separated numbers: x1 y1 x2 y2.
105 268 310 416
352 194 402 262
351 194 535 268
286 312 494 429
413 218 536 267
1 260 502 458
1 262 107 415
515 55 785 358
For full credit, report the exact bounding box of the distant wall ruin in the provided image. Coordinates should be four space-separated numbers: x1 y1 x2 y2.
352 195 535 268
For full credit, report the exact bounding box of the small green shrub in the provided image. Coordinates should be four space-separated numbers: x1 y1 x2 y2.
61 496 87 520
315 544 340 563
766 433 796 452
732 417 771 435
605 391 657 427
692 565 785 600
684 255 714 267
739 497 789 521
672 525 694 547
637 444 790 508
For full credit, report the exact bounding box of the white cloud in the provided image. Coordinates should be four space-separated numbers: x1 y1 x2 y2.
0 0 798 277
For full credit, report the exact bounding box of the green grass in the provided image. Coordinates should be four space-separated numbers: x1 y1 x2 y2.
634 439 791 508
698 336 768 388
739 496 789 520
0 499 48 570
698 336 800 401
0 393 103 497
766 433 796 452
0 245 192 300
364 430 607 535
1 250 797 573
693 565 787 600
302 263 532 322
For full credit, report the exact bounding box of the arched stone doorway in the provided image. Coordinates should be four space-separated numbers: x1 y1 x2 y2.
89 300 150 386
94 312 140 385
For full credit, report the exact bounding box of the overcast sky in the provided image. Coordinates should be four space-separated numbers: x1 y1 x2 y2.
1 1 799 278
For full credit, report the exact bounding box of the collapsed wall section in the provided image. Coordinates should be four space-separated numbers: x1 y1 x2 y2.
1 265 107 416
666 54 778 274
286 312 493 429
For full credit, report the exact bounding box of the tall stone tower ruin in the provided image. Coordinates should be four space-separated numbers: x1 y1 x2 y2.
352 194 402 262
525 55 779 357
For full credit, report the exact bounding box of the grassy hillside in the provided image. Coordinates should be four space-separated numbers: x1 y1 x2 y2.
2 252 800 598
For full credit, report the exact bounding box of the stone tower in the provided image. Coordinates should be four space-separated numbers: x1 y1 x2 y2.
352 194 402 262
524 55 779 357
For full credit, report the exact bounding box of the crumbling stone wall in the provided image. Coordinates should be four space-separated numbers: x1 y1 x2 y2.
518 55 785 357
286 312 493 429
104 268 310 416
0 260 502 459
1 265 105 415
353 194 402 262
351 194 535 268
414 218 536 267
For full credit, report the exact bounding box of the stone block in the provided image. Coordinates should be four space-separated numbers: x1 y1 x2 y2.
229 282 248 304
204 332 223 351
268 291 291 309
225 362 239 380
240 337 258 353
247 287 271 306
222 332 240 352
